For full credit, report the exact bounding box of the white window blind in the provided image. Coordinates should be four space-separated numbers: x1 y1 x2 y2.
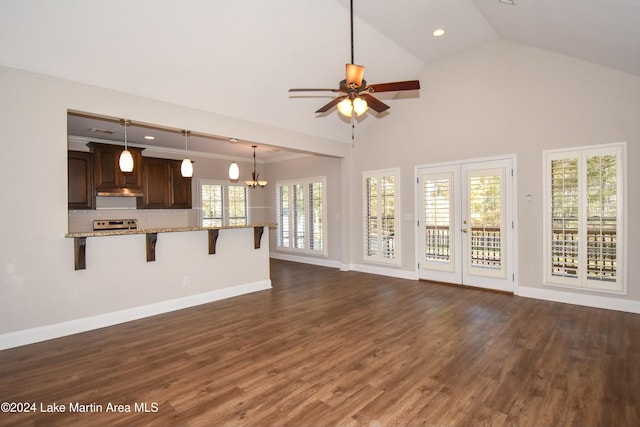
277 186 289 248
228 185 248 226
363 168 400 265
544 143 625 293
424 175 451 263
201 183 223 227
276 177 326 255
200 180 249 227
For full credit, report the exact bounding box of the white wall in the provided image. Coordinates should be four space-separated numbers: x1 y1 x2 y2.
349 40 640 305
0 65 347 344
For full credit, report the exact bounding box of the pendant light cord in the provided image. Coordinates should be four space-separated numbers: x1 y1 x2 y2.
123 120 128 150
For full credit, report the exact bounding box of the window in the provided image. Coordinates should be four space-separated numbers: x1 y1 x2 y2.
363 168 400 265
200 180 248 227
276 177 326 255
543 143 625 293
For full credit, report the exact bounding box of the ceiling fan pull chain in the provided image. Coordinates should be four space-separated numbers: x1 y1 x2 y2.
351 114 355 141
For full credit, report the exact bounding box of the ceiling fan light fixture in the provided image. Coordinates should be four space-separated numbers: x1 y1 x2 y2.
337 97 368 117
287 0 419 121
353 97 368 116
337 98 354 117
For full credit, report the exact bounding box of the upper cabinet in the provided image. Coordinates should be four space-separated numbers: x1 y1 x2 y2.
68 151 95 210
68 143 192 210
88 142 144 196
138 157 192 209
169 160 193 209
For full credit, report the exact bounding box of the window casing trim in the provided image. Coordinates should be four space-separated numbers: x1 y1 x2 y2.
275 176 328 257
198 179 250 227
362 168 401 266
542 142 626 294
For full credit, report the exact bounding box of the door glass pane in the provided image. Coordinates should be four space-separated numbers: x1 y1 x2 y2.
468 174 502 269
423 177 451 264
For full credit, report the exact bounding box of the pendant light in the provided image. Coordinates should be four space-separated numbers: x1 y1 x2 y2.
180 130 193 178
245 145 267 188
119 119 134 173
228 138 240 181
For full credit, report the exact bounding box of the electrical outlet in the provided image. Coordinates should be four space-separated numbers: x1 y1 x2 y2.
182 276 190 286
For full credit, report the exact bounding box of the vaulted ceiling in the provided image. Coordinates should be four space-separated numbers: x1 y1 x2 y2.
1 0 638 154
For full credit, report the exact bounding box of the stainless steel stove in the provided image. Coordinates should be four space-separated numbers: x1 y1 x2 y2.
92 219 138 231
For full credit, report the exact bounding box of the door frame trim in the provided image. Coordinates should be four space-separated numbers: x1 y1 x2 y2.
414 154 519 292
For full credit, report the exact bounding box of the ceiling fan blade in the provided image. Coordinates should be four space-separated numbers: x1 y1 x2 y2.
345 63 365 87
368 80 421 93
360 94 390 113
315 96 347 113
289 88 339 92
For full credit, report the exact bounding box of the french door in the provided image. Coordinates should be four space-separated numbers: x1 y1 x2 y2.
416 158 514 292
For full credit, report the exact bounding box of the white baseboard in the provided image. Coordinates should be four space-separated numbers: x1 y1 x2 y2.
516 286 640 314
0 280 272 351
270 252 341 269
350 263 419 281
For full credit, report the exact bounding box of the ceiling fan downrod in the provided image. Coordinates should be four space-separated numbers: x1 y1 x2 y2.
350 0 355 65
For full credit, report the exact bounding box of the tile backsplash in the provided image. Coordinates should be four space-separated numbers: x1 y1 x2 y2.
68 208 199 232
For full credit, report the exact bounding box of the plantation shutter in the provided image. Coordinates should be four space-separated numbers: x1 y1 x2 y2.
544 144 624 292
363 169 400 265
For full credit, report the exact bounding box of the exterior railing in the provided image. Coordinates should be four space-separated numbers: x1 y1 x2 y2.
424 225 502 267
551 228 617 279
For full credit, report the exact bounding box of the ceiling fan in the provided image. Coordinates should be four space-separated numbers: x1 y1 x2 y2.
289 0 420 118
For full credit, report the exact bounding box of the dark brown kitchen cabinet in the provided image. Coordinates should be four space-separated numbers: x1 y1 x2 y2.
170 160 193 209
68 150 95 210
140 157 171 208
138 157 192 209
88 142 144 196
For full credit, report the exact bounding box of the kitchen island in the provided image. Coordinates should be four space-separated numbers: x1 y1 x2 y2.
66 223 275 270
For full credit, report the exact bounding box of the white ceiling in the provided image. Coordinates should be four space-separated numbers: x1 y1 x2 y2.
1 0 638 155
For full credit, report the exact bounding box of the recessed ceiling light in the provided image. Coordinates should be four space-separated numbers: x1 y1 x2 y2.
499 0 516 5
144 135 155 140
432 28 446 37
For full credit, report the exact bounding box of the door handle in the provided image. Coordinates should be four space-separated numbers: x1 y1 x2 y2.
462 228 468 233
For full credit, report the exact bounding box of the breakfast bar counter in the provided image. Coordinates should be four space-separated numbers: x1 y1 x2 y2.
65 223 275 270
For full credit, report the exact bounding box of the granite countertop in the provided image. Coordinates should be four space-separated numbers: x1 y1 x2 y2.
65 223 276 238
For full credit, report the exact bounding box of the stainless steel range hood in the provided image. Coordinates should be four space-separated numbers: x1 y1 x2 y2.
95 188 143 197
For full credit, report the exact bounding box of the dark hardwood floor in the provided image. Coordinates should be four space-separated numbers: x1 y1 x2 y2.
1 259 639 426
